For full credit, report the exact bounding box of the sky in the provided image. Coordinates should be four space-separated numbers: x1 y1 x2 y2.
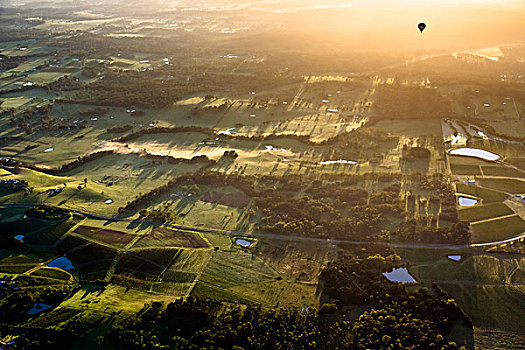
4 0 524 52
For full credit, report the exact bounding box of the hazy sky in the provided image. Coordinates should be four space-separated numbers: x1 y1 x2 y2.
3 0 524 52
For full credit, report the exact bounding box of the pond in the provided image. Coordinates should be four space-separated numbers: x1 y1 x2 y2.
449 148 500 161
382 267 416 283
320 159 357 165
235 238 252 248
27 303 52 315
458 196 478 206
448 255 462 261
47 256 75 271
265 145 287 152
218 128 236 135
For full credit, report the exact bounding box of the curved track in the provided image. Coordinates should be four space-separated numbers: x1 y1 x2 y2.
1 203 523 250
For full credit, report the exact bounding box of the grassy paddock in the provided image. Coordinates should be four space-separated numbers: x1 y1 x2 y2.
31 267 72 280
458 202 514 223
438 284 525 334
450 164 482 175
471 215 525 243
477 178 525 194
455 183 508 203
410 255 524 284
481 166 525 178
60 284 179 314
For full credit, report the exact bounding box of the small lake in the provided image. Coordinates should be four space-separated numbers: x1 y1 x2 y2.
448 255 462 261
320 159 358 165
458 196 478 206
235 238 252 248
47 256 75 271
218 128 236 135
382 267 416 283
27 303 52 315
477 131 487 138
449 148 500 161
265 145 287 152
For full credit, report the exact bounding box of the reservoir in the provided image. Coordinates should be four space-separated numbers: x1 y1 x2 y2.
448 255 462 261
449 148 500 161
47 256 75 271
27 303 52 315
382 267 417 283
458 196 478 206
235 238 252 247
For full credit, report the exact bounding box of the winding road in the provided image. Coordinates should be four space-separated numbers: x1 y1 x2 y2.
1 203 523 251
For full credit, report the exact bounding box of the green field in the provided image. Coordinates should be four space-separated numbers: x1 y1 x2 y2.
0 96 35 109
401 246 525 337
60 284 179 314
477 178 525 195
6 56 52 74
31 267 72 280
458 202 515 223
450 163 482 175
455 182 509 203
24 71 71 84
193 249 279 303
471 215 525 243
474 329 525 350
132 187 258 232
0 153 210 216
438 284 525 334
481 165 525 178
410 254 525 284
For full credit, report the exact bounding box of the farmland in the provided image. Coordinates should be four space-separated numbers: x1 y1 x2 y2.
0 0 524 349
443 117 525 245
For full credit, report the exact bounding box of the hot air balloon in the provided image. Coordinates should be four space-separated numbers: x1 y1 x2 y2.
418 23 426 33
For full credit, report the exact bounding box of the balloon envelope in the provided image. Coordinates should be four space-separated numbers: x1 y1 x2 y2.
418 23 426 33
